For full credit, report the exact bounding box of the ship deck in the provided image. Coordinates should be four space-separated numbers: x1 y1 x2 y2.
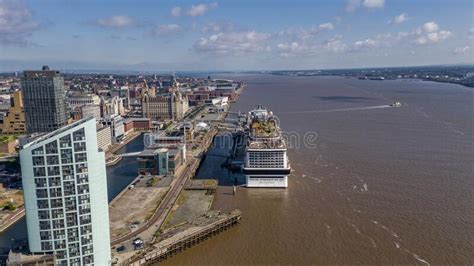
247 138 287 149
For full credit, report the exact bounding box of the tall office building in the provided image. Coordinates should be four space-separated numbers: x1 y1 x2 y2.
21 66 68 133
20 117 111 265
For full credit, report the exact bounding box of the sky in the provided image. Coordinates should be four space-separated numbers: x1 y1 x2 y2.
0 0 473 71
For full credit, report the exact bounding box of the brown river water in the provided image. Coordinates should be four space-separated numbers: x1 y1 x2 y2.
164 75 473 265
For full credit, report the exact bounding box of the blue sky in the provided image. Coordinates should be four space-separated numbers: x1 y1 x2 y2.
0 0 472 71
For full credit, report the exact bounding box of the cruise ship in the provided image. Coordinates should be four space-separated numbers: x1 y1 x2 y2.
242 105 291 188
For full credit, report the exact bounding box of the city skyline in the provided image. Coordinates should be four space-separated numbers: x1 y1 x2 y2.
0 0 473 71
0 51 472 263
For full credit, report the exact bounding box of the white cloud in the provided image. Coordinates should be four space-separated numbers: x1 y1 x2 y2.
351 21 452 50
201 22 235 33
429 31 451 41
276 41 312 57
362 0 384 9
354 38 377 49
272 20 452 59
421 21 439 33
453 46 470 55
389 13 409 24
468 27 474 41
275 35 348 57
345 0 384 12
324 36 348 53
96 15 133 28
345 0 360 12
194 30 270 55
414 22 451 45
277 42 301 53
187 2 218 17
415 30 452 45
0 0 40 45
276 23 334 40
351 33 397 51
152 24 183 35
171 6 182 17
319 22 335 30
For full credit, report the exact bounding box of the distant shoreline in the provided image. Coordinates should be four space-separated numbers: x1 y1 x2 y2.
265 73 474 89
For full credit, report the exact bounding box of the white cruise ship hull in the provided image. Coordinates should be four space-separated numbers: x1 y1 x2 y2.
246 175 288 188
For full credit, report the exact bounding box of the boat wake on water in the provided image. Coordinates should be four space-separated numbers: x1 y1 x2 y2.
282 105 394 114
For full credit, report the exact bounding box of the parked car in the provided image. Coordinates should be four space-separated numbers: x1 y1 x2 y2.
116 246 126 253
133 238 144 250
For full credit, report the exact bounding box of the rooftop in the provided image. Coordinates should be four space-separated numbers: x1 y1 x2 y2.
22 117 95 148
23 67 60 78
123 117 151 123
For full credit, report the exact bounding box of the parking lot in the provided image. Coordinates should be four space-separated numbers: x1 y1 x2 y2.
109 176 172 240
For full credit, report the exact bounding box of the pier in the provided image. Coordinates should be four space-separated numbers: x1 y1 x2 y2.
125 209 242 265
106 155 123 166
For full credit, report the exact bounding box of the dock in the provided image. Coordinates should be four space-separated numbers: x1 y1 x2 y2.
107 131 142 155
110 83 245 263
106 155 123 166
125 209 242 265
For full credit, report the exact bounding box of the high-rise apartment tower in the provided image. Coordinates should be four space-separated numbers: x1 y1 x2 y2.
20 117 111 265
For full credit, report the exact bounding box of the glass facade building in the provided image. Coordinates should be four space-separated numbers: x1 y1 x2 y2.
21 66 68 133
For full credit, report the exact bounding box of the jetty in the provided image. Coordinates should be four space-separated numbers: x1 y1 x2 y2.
125 209 241 265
